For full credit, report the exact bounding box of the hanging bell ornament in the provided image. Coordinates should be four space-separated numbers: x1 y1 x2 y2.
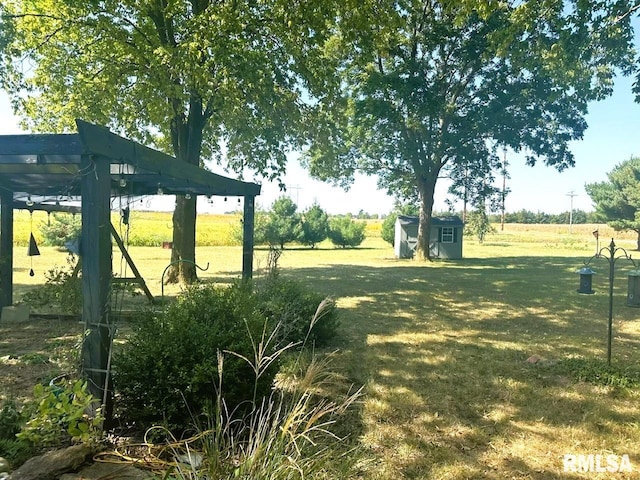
29 269 35 277
27 233 40 257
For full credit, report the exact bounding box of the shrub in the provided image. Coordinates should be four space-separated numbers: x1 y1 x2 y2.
465 208 495 243
255 277 339 348
148 325 362 480
300 203 329 248
114 282 277 433
327 216 366 248
230 210 269 246
381 213 397 245
40 213 81 247
0 399 25 441
114 277 341 435
381 203 420 245
264 197 303 249
21 255 81 314
0 400 32 469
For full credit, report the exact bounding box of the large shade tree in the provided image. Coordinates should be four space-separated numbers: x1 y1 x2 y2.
585 157 640 250
306 0 635 260
0 0 338 282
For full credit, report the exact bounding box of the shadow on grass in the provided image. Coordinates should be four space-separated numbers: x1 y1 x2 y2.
277 255 640 478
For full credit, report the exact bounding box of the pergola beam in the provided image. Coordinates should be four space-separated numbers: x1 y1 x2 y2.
80 154 114 416
0 191 14 309
242 195 256 280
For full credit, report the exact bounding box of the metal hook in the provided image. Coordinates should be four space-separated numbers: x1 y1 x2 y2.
160 260 210 300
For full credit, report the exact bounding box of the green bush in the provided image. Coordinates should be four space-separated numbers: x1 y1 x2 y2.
381 204 420 246
0 401 30 468
381 213 397 246
264 196 303 248
114 278 340 435
465 208 495 243
327 216 366 248
255 277 339 348
40 213 81 247
0 401 26 461
300 203 329 248
0 400 23 439
113 282 276 433
21 255 81 314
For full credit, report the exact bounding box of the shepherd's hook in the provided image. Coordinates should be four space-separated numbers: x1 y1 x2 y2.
161 260 210 300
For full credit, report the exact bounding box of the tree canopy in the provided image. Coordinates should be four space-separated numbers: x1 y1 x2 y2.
264 196 302 249
585 156 640 250
305 0 635 259
300 203 329 248
0 0 338 281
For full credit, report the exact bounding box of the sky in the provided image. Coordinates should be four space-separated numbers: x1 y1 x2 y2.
1 63 639 217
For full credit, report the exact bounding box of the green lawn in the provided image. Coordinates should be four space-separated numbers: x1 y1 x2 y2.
7 221 640 479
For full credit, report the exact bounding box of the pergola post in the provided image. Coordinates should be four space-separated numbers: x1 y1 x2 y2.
242 195 256 280
80 154 113 419
0 190 13 308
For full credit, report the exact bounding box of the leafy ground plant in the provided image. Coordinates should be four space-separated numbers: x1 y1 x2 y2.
0 400 33 468
548 357 640 389
17 379 103 447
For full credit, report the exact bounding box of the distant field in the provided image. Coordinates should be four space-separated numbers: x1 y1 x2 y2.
13 210 243 247
12 210 383 247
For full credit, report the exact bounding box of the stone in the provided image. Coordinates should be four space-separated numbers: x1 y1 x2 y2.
1 305 30 323
526 354 545 364
0 457 9 473
59 462 150 480
8 444 93 480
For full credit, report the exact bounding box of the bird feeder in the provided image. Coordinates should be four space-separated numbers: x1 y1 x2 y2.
627 269 640 307
577 266 595 294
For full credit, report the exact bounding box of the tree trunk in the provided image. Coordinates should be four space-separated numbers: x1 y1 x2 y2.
636 230 640 251
415 175 438 261
164 100 205 284
167 195 198 283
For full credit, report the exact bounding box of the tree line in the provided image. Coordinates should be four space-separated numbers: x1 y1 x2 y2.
487 210 594 225
247 197 367 249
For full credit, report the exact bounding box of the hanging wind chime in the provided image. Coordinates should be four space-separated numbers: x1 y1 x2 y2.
27 209 40 276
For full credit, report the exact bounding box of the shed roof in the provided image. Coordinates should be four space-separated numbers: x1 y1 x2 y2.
396 215 464 226
0 119 261 200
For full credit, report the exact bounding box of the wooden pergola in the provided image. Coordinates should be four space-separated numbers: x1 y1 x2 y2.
0 119 261 412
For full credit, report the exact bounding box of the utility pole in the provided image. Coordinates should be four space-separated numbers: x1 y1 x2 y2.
287 184 302 205
567 191 577 234
501 147 508 231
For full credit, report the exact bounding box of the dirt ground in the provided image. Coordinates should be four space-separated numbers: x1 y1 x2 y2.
0 314 83 404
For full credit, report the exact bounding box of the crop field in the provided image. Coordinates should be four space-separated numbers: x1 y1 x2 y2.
2 216 640 479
